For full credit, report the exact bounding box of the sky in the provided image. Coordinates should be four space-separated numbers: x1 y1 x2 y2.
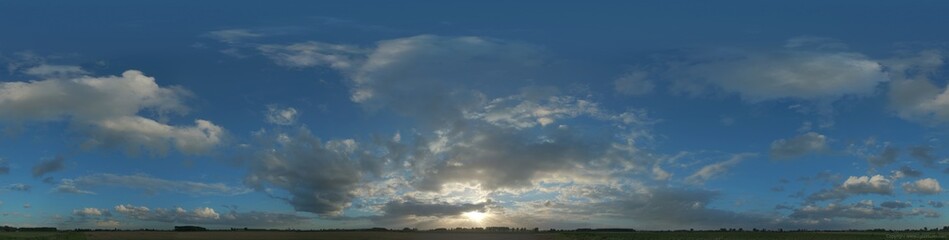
0 0 948 231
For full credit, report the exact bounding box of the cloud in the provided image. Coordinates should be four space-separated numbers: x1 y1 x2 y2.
891 165 923 179
929 201 944 208
258 41 365 69
96 220 120 228
867 145 900 167
769 132 828 159
685 153 753 184
73 208 108 217
880 201 912 209
376 198 490 222
600 187 776 229
841 175 894 195
908 145 938 167
885 50 949 124
0 70 224 155
244 127 370 215
32 156 65 178
207 29 262 44
614 70 655 96
789 200 936 223
265 105 298 125
0 158 9 175
54 173 250 196
807 175 893 202
902 178 941 194
6 183 31 192
23 64 89 78
113 204 308 227
259 35 546 127
673 49 887 102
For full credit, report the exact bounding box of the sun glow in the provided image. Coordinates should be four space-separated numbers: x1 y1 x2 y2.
463 210 488 223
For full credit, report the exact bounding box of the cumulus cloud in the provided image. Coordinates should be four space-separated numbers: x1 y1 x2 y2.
769 132 828 159
685 153 752 184
674 49 887 102
32 156 65 178
244 127 371 215
54 173 250 196
902 178 941 194
73 208 108 217
807 175 893 202
614 70 655 96
0 70 224 155
265 105 298 125
841 175 894 195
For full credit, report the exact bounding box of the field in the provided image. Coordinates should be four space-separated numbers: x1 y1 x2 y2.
1 231 947 240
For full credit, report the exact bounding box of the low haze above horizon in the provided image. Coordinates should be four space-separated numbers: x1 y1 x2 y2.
0 0 948 230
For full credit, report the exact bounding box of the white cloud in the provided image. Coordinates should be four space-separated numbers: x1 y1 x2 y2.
903 178 941 194
769 132 828 159
73 208 105 217
0 70 224 155
841 175 893 195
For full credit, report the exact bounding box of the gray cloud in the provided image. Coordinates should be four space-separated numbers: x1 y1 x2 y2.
880 201 912 209
908 145 938 167
377 198 490 222
32 156 65 178
54 173 250 196
244 127 373 215
885 50 949 124
929 201 944 208
769 132 827 160
868 146 899 167
0 158 9 175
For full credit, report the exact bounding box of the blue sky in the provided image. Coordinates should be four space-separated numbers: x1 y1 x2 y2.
0 0 948 230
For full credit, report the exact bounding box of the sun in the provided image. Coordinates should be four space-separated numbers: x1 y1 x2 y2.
462 210 488 223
